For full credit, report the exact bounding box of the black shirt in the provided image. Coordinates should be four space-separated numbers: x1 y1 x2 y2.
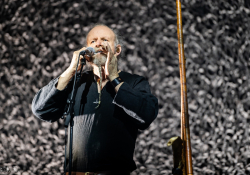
32 71 158 172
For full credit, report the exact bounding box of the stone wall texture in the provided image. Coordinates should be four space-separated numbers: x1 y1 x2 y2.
1 0 250 174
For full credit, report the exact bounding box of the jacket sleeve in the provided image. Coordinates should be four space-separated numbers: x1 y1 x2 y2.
113 77 158 130
31 77 71 123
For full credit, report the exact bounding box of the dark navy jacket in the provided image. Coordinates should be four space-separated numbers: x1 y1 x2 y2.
32 71 158 172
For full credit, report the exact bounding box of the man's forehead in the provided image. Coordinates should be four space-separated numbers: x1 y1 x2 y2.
87 26 115 40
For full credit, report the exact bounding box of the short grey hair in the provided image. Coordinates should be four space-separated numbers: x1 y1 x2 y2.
86 24 124 59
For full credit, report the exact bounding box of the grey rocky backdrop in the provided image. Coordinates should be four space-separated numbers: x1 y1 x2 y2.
1 0 250 174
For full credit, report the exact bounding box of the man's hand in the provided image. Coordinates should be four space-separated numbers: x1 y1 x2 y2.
69 46 87 72
101 42 119 81
57 47 88 91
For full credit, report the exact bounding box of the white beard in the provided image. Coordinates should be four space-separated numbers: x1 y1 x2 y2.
92 53 107 66
91 53 106 109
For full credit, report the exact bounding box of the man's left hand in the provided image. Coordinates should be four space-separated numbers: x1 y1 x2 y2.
101 42 119 81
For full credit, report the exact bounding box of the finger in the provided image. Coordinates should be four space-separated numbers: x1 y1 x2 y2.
102 42 112 54
101 45 106 52
76 47 87 60
105 52 110 76
105 42 112 53
105 42 114 60
78 46 86 52
74 47 86 61
84 54 91 62
102 43 108 53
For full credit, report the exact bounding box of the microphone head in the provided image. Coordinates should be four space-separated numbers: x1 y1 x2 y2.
79 47 95 56
85 47 95 54
85 47 96 59
83 47 96 62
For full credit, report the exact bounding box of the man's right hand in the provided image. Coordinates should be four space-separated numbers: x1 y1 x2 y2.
69 46 87 72
56 47 88 91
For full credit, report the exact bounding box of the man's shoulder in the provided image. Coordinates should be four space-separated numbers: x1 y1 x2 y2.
119 71 148 85
119 71 145 79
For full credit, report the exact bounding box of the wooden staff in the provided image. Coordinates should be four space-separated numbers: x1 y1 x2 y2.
168 1 193 175
176 0 193 174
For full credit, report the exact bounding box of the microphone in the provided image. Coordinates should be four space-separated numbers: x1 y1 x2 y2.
79 47 95 57
79 47 96 65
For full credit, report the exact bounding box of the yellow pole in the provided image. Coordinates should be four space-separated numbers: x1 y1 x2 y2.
176 0 194 174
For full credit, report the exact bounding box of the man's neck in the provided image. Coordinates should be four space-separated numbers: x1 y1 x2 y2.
93 65 107 81
92 66 121 80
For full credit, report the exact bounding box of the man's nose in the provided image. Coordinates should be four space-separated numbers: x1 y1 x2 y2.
95 39 103 47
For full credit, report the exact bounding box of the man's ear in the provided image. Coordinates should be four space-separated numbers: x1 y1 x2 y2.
114 45 121 56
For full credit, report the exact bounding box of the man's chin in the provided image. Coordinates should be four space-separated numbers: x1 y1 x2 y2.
92 54 107 66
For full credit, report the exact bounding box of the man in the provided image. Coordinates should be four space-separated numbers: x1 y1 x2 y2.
32 24 158 175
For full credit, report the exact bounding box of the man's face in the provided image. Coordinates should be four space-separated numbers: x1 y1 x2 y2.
87 25 116 66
